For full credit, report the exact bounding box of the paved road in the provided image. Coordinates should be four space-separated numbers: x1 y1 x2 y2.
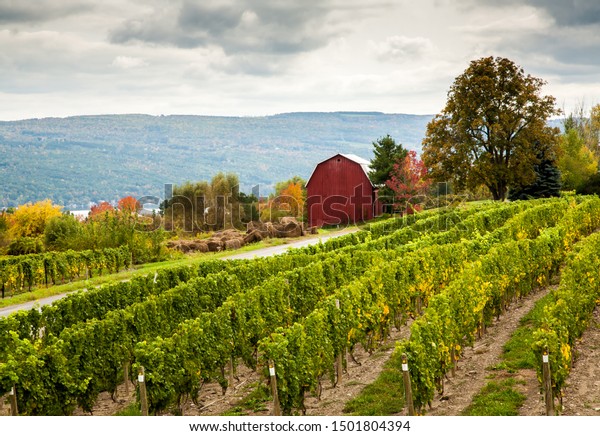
0 228 359 318
0 293 72 318
225 228 357 260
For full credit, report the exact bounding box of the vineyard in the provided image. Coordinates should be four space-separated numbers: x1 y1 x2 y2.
0 246 133 298
1 196 600 416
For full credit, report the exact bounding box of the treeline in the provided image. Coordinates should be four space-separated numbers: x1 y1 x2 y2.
161 172 307 233
161 172 252 233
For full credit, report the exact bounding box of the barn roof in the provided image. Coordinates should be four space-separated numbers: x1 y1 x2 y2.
305 153 374 187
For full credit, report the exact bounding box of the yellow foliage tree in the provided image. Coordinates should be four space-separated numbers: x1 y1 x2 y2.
259 180 306 222
557 129 598 191
279 182 305 218
9 199 63 239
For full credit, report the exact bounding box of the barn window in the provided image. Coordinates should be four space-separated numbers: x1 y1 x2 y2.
336 158 341 162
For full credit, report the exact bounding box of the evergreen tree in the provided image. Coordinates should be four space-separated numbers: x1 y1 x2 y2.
509 148 561 200
369 135 407 212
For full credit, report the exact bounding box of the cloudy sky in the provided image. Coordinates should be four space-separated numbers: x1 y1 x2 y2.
1 0 600 121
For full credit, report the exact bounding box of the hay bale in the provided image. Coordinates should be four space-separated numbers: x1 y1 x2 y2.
247 221 271 238
222 229 241 237
225 239 242 250
276 221 303 238
244 230 263 244
279 216 299 226
265 222 278 238
206 240 223 252
189 240 209 253
166 240 179 249
189 240 203 250
246 221 262 232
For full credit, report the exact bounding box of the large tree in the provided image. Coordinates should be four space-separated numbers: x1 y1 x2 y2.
8 199 62 239
260 176 306 222
422 56 560 200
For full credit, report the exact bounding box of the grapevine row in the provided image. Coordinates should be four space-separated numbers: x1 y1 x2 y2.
134 199 566 413
0 246 132 296
532 231 600 401
0 253 319 348
395 196 600 411
256 197 574 413
0 248 389 414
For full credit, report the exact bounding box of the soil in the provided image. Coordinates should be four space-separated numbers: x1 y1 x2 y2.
178 325 411 416
427 286 554 416
73 381 136 416
560 307 600 416
305 326 409 416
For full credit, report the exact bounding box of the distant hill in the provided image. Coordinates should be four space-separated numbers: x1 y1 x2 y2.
0 112 433 208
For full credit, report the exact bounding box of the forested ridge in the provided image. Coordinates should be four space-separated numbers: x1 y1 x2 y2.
0 112 432 208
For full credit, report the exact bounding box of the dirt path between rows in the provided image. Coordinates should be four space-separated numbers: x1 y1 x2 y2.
181 325 411 416
427 286 554 416
560 307 600 416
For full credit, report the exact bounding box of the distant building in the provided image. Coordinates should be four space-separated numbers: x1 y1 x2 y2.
306 153 382 227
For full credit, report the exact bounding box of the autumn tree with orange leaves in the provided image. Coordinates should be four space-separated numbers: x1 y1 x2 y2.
386 151 432 214
89 201 115 218
118 196 142 213
260 177 306 222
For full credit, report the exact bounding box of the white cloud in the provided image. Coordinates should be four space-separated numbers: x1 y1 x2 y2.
111 55 147 69
371 35 434 62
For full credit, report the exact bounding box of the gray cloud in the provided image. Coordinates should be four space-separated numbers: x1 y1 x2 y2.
466 0 600 26
110 1 342 56
3 0 600 121
524 0 600 26
0 0 93 24
178 2 242 36
454 0 600 74
500 29 600 72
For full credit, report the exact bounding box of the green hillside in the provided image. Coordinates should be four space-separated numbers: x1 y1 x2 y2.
0 112 432 208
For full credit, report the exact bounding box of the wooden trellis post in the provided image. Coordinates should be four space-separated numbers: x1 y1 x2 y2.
268 360 281 416
9 385 18 416
138 366 149 416
542 349 554 416
401 353 415 416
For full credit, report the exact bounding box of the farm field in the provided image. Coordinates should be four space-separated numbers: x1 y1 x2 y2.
2 196 600 416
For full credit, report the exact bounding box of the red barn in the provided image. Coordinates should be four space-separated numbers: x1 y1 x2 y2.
306 153 381 227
